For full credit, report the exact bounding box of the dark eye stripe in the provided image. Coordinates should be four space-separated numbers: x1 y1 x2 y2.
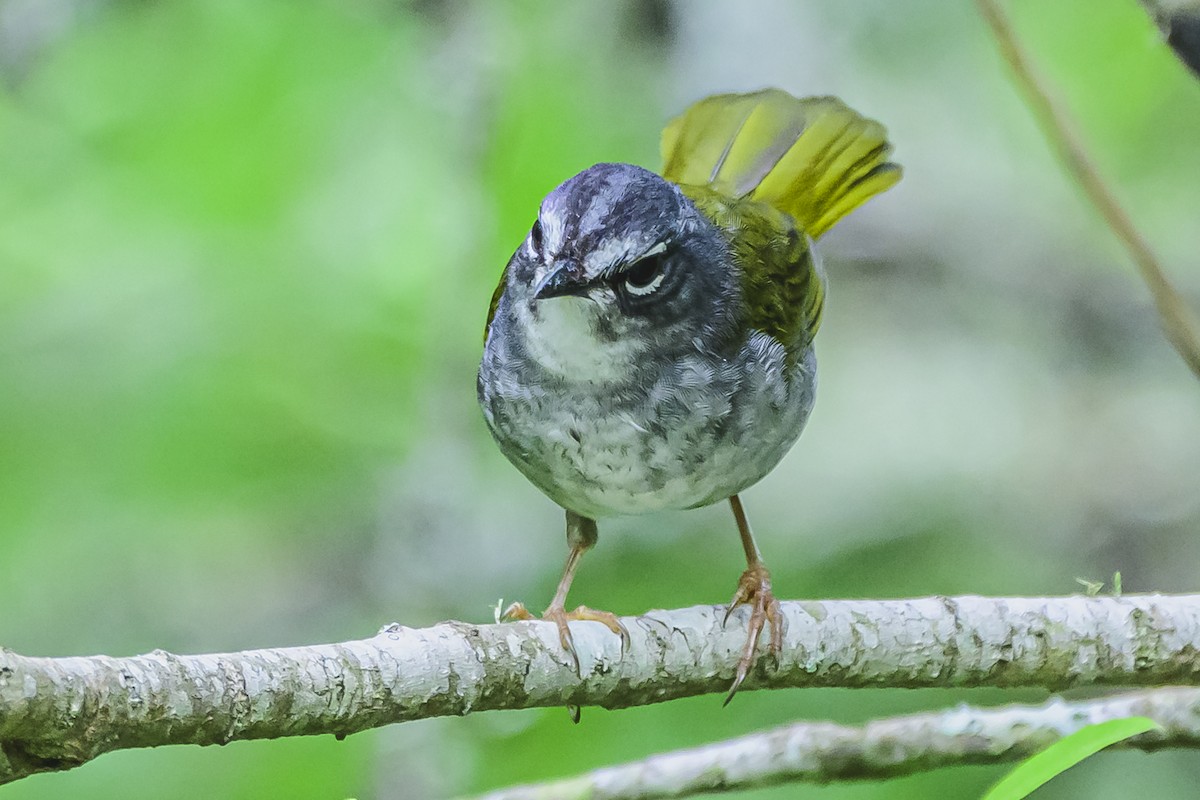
654 266 685 302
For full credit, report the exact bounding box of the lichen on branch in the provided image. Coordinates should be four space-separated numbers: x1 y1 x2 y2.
3 593 1200 784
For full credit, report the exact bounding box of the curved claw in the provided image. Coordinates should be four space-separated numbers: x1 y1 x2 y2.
722 579 755 628
548 610 582 676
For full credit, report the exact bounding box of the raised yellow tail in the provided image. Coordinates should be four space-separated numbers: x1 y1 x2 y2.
660 89 900 239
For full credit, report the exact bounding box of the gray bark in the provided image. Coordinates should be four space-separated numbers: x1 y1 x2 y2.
3 593 1200 784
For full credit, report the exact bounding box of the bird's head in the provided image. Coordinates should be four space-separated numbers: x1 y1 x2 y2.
500 163 737 382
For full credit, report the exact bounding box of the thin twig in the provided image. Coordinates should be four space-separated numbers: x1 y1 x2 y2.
470 687 1200 800
977 0 1200 379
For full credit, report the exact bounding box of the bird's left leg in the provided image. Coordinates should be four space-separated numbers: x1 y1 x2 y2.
503 511 630 674
722 494 784 703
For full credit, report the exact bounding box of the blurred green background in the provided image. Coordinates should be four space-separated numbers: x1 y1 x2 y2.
2 0 1199 797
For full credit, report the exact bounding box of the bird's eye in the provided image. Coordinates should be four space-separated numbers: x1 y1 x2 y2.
622 254 667 297
530 219 543 254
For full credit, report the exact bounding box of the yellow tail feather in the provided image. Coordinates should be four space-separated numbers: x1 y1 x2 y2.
660 89 900 239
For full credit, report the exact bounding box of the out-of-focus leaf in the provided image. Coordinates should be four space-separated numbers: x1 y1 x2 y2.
981 716 1161 800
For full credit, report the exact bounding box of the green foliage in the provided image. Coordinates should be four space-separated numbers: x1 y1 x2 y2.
981 717 1161 800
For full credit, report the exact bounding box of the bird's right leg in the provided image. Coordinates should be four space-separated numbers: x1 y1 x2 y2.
503 510 630 674
722 494 784 704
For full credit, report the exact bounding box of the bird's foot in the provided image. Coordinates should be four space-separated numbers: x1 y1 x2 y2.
721 562 784 704
502 601 630 675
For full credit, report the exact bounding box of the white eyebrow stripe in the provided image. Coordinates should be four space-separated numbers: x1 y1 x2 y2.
582 239 670 277
640 242 667 259
539 208 567 257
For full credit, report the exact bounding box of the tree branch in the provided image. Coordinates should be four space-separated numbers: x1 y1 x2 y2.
3 594 1200 784
472 687 1200 800
977 0 1200 380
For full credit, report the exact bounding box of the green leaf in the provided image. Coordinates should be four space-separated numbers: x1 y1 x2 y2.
981 716 1160 800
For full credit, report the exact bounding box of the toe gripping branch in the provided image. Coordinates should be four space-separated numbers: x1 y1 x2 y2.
723 562 784 704
502 601 631 676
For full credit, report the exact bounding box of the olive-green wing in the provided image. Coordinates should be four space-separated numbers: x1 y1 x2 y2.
661 88 900 239
484 264 507 343
683 185 824 350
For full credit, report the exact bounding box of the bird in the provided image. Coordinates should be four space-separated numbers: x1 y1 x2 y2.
477 88 900 702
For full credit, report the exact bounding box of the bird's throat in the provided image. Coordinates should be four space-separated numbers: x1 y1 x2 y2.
519 297 643 384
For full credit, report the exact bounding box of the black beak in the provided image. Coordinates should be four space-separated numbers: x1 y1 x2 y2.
534 261 591 300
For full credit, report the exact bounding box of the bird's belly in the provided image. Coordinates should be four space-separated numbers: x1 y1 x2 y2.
480 336 816 519
529 412 747 516
529 411 795 517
